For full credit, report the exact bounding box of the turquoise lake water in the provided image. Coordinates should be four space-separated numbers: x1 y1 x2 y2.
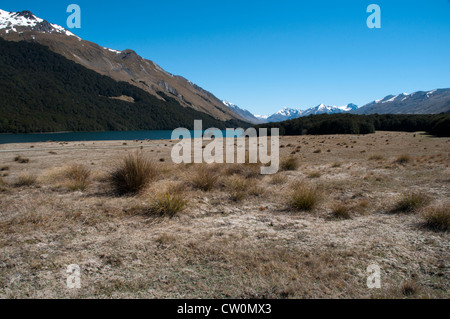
0 130 244 144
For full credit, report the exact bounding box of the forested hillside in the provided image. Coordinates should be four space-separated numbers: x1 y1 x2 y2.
255 113 450 137
0 38 248 133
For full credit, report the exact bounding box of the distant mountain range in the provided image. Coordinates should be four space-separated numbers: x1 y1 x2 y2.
238 90 450 123
352 89 450 115
237 103 359 123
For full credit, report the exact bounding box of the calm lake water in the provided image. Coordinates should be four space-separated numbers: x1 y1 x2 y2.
0 130 242 145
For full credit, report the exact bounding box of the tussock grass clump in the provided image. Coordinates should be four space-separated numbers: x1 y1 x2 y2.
401 281 418 297
224 162 261 179
289 182 321 211
281 157 299 171
65 164 91 191
369 154 385 161
422 205 449 231
390 193 430 214
307 172 322 179
331 204 352 219
150 191 187 218
395 154 411 164
110 152 157 195
14 156 30 164
15 174 37 187
331 162 341 168
226 175 250 202
270 174 287 185
192 165 218 191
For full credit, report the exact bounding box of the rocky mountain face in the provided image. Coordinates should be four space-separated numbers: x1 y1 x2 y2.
352 89 450 115
0 9 246 123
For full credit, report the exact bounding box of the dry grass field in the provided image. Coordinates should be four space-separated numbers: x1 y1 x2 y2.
0 131 449 299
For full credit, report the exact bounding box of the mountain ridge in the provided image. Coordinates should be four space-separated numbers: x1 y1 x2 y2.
0 38 248 133
0 9 247 123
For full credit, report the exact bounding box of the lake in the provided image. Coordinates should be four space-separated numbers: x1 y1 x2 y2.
0 130 243 144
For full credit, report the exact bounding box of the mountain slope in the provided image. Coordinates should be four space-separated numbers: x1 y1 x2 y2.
353 89 450 115
222 100 266 124
0 9 246 122
0 38 248 133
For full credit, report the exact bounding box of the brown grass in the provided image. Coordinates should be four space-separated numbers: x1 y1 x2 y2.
395 154 411 164
390 193 430 214
191 164 219 191
369 154 385 161
0 132 448 299
14 156 30 164
270 174 287 185
65 164 91 191
150 191 188 218
281 157 299 171
15 174 38 187
109 152 157 195
225 175 250 202
401 280 419 297
331 204 352 219
307 171 322 179
422 205 449 231
289 182 321 211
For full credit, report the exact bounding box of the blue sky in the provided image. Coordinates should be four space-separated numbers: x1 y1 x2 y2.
2 1 450 115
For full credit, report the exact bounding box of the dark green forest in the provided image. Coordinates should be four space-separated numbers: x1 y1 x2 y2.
0 38 249 133
255 113 450 137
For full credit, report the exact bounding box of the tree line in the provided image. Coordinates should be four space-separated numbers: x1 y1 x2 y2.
254 113 450 137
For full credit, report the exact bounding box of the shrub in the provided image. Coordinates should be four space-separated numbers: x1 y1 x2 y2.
390 193 430 214
281 157 299 171
331 204 352 219
110 152 157 195
0 166 9 171
331 162 341 168
65 164 91 191
150 192 187 218
313 149 322 154
15 174 37 187
422 206 449 231
289 183 321 211
192 165 218 191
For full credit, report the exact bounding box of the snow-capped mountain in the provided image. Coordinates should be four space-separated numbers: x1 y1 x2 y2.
222 100 265 124
0 9 247 123
0 9 79 38
265 107 304 122
353 89 450 115
258 103 359 123
301 103 358 116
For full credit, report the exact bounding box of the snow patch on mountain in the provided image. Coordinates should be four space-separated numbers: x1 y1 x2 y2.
0 9 80 38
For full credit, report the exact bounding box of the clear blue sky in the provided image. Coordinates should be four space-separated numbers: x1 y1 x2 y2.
2 1 450 114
